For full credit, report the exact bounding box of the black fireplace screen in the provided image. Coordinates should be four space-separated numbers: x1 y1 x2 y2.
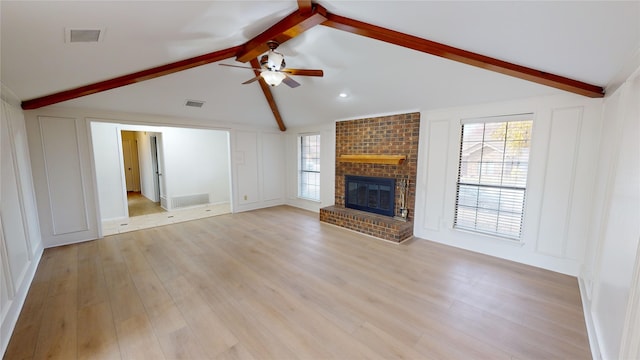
345 175 395 217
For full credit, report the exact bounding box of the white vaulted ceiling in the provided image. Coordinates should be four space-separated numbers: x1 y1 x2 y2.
1 1 639 129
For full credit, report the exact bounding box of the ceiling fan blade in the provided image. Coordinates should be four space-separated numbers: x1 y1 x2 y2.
242 76 262 85
219 63 263 71
282 75 301 88
281 68 323 77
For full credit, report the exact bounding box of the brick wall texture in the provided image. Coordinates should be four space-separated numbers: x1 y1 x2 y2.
320 112 421 242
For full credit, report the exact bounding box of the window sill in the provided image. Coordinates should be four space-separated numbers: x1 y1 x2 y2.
297 196 321 203
452 227 525 247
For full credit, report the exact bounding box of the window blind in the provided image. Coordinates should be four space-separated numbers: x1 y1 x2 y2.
299 134 321 201
454 116 533 240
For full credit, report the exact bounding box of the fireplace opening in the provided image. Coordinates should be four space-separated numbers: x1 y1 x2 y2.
345 175 395 217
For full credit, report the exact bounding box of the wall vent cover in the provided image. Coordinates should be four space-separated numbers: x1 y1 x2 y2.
185 100 205 108
171 194 210 209
66 28 104 43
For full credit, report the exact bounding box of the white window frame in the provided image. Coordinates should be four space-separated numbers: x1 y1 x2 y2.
453 113 533 240
298 133 321 202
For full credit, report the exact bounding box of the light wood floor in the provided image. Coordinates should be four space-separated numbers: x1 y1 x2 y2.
127 192 165 217
5 206 591 359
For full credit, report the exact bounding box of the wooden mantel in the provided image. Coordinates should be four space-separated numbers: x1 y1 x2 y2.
337 154 406 165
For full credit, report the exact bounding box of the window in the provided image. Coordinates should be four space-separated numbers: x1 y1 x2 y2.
454 115 533 240
299 134 320 201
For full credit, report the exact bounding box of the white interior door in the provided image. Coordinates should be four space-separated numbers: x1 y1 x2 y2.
150 135 161 201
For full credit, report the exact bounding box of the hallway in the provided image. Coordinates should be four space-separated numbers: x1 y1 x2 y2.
127 192 165 217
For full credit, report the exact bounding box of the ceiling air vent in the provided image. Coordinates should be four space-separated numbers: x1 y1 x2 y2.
65 28 104 43
185 100 205 108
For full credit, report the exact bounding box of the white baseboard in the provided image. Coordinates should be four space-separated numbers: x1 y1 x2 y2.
1 246 43 357
578 277 603 360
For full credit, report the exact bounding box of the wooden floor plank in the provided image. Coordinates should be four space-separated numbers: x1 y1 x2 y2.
3 281 49 359
32 291 77 360
5 205 592 359
114 314 165 360
76 301 120 360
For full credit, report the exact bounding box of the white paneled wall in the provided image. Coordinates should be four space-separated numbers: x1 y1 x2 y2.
262 132 286 202
25 115 99 247
581 67 640 360
90 121 128 221
40 117 91 235
414 93 603 275
232 129 287 212
1 97 43 356
234 130 260 207
421 119 450 231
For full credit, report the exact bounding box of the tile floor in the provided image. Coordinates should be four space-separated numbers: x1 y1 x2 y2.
102 202 231 236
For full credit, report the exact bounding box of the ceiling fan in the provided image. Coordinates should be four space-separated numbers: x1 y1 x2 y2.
220 40 323 88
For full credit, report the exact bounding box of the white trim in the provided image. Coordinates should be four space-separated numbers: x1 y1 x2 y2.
605 48 640 96
334 109 421 123
116 126 130 218
460 112 533 125
0 83 20 108
0 217 16 302
619 242 640 359
579 277 603 360
0 247 43 357
5 110 34 260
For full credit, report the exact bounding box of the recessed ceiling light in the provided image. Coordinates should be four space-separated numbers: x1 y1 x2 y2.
339 93 348 98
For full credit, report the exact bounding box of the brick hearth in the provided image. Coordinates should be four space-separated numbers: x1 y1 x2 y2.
320 112 420 243
320 206 414 243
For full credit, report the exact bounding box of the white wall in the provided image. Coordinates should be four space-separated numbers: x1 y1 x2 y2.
580 67 640 359
90 122 128 221
285 123 336 212
1 93 43 356
413 93 603 276
232 129 287 212
162 127 230 206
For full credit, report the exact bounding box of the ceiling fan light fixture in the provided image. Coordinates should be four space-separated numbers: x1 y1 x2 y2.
265 50 285 71
261 71 286 86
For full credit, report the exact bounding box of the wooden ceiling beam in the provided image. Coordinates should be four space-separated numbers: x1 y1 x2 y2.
235 4 327 63
250 58 286 131
21 46 242 110
297 0 313 14
322 12 605 98
236 3 328 131
20 3 605 114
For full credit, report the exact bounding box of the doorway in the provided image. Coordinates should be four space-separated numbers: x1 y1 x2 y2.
90 121 232 236
121 130 165 217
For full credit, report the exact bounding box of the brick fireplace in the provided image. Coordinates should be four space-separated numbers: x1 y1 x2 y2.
320 112 420 243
